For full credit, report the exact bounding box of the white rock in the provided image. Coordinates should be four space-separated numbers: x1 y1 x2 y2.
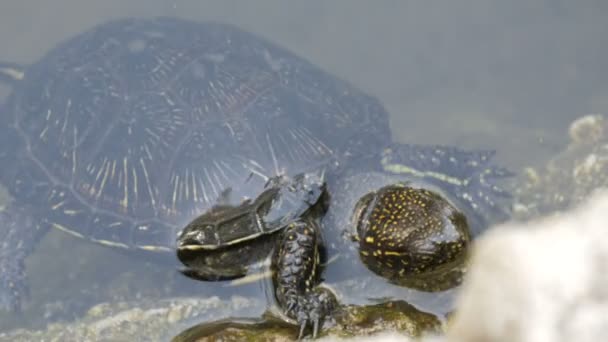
447 190 608 342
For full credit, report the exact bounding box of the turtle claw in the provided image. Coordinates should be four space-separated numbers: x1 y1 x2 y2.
298 320 307 340
296 307 320 340
296 317 319 340
288 288 336 339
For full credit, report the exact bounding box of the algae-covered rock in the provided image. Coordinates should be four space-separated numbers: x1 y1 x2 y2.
0 296 262 342
173 300 443 341
514 114 608 218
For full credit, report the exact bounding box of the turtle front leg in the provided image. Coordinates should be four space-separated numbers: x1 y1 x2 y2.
272 220 336 339
0 206 45 312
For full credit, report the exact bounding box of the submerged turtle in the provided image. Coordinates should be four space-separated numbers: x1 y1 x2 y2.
0 16 510 338
0 16 388 315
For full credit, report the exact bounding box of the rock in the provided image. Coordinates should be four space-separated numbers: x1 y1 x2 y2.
514 114 608 218
172 300 443 341
0 296 262 342
447 191 608 342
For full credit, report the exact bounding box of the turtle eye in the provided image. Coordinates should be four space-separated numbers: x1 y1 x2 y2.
195 231 206 243
182 230 206 244
177 228 202 245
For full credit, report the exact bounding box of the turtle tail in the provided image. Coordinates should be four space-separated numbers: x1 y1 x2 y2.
381 143 514 230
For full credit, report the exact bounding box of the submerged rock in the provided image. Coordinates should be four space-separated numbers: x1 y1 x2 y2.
0 296 262 342
173 300 443 341
514 114 608 218
0 297 442 341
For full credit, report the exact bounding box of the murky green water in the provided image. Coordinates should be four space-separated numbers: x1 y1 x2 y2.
1 0 607 338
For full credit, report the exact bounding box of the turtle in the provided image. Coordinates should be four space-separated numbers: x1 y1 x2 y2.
0 16 512 338
177 143 512 338
0 16 389 318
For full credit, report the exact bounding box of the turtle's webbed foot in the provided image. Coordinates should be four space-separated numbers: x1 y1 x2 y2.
287 288 336 339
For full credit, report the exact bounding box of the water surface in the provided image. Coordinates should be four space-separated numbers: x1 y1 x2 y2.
1 0 606 334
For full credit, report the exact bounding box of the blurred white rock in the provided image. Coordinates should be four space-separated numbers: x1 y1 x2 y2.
447 190 608 342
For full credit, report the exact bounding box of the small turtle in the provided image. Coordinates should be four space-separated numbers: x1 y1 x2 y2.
176 173 329 282
0 16 389 320
179 143 511 338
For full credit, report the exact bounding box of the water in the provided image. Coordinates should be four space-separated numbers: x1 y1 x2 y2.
1 0 607 337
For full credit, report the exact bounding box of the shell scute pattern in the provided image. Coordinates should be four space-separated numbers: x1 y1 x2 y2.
1 17 389 253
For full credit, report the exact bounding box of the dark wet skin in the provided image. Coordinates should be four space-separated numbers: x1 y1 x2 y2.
271 220 337 338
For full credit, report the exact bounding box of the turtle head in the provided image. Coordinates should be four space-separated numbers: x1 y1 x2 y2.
176 217 220 251
176 199 261 252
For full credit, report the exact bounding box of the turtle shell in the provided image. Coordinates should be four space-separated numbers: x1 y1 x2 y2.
0 17 391 252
